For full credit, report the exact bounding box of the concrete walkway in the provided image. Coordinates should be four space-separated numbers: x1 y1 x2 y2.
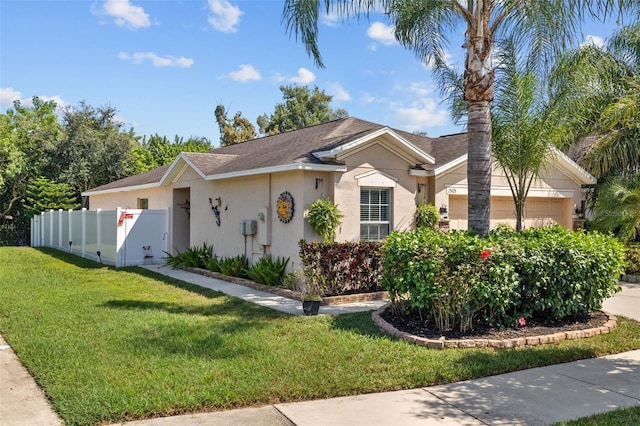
1 266 638 426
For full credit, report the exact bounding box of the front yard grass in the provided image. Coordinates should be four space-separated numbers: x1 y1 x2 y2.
1 247 639 426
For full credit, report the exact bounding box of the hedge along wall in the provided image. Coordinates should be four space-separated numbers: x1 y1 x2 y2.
382 226 626 332
298 240 384 296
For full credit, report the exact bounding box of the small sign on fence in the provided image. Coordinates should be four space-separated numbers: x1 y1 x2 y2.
117 213 134 227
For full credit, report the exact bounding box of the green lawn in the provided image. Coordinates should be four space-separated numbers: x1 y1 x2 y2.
2 247 639 426
554 405 640 426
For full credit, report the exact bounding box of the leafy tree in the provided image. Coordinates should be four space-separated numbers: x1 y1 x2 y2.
257 85 348 136
592 174 640 242
282 0 636 236
53 102 138 204
215 105 257 146
24 177 80 219
132 134 212 173
0 97 62 243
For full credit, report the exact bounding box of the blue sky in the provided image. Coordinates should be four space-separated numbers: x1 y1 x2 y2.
0 1 632 146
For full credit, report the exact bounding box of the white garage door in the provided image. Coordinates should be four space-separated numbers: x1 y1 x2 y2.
448 195 569 230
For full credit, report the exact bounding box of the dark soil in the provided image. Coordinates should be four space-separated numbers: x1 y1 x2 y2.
380 308 610 340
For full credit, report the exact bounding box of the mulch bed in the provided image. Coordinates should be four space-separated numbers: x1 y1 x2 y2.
380 309 609 341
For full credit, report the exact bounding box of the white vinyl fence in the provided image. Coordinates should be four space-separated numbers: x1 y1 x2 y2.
31 208 169 267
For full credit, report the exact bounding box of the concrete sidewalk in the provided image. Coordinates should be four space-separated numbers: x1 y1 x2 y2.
112 350 640 426
139 264 388 315
1 266 638 426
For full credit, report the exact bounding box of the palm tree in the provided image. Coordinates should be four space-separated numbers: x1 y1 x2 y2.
592 174 640 242
282 0 635 237
491 37 555 232
550 23 640 178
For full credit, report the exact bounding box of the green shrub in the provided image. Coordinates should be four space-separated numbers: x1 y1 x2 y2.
626 244 640 275
245 255 290 287
164 243 214 269
382 226 625 332
415 202 440 229
306 198 344 242
218 255 249 278
510 227 624 319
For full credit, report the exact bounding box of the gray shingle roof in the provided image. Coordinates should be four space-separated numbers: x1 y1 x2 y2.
84 117 468 193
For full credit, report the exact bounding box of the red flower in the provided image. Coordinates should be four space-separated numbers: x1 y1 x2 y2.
480 250 491 258
518 316 526 327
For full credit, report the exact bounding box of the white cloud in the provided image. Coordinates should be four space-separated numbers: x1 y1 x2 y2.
366 22 397 46
0 87 22 108
423 49 456 70
360 92 379 104
0 88 68 111
328 82 351 102
320 11 341 28
119 52 194 68
229 64 261 82
581 34 605 49
101 0 150 29
390 96 448 132
208 0 242 33
289 68 316 85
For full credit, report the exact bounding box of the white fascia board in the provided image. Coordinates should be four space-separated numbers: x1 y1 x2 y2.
433 155 467 176
81 182 162 197
549 146 597 185
312 127 435 165
409 169 431 177
204 163 347 181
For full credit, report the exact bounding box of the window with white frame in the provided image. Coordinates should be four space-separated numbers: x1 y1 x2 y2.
360 188 390 241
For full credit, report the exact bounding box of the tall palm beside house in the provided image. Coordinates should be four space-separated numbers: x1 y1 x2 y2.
282 0 636 237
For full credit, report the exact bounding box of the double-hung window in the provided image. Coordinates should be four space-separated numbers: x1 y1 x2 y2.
360 188 390 241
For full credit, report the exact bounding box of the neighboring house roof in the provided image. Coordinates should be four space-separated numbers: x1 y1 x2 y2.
82 116 593 196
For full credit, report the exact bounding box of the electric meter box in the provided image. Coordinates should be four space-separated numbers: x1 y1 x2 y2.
240 219 257 235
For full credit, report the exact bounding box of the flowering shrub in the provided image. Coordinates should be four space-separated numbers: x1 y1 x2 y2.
298 240 384 296
382 226 625 332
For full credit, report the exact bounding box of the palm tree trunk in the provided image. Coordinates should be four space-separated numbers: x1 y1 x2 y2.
467 101 492 237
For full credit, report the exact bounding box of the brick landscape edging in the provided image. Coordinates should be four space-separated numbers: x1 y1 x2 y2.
371 303 617 349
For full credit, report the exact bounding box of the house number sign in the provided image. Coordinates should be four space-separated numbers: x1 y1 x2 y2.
276 191 294 223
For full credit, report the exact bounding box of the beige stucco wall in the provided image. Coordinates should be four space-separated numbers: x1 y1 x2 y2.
333 141 419 242
87 186 172 211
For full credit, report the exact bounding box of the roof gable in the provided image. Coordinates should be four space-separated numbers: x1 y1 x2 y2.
312 127 435 165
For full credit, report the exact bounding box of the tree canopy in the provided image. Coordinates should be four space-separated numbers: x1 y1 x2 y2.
132 134 212 174
257 85 348 136
214 105 257 146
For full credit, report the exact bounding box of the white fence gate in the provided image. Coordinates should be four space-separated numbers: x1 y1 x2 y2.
31 208 169 267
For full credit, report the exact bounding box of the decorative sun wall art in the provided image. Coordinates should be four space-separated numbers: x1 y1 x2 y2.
277 191 294 223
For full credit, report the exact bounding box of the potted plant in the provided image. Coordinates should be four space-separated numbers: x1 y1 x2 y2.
299 269 323 316
306 198 344 243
